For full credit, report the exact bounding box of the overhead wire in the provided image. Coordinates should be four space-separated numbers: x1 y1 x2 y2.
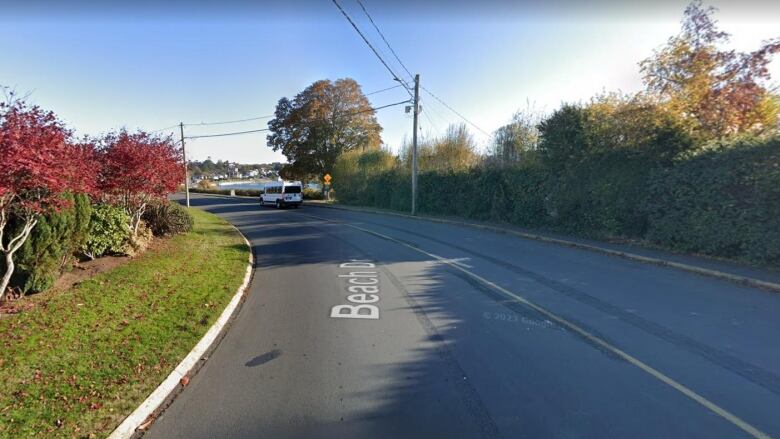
331 0 413 98
148 124 180 134
420 86 491 137
354 0 414 82
185 128 270 139
181 84 401 131
365 83 404 96
346 0 491 144
184 100 409 140
187 115 275 126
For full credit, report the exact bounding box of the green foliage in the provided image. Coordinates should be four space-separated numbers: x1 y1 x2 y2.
0 209 248 438
267 78 383 178
334 117 780 266
489 110 541 165
303 187 324 200
82 204 131 259
142 201 194 236
537 104 589 170
401 123 479 172
332 148 398 205
10 193 92 293
188 188 262 197
640 1 780 140
642 137 780 264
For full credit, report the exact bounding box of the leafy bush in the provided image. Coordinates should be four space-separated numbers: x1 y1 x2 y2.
333 132 780 267
122 221 154 257
142 201 194 236
9 193 92 293
303 187 323 200
82 204 131 259
642 138 780 264
235 189 262 197
188 188 262 197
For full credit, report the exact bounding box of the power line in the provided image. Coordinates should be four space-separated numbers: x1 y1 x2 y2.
420 86 491 137
186 128 270 140
341 99 410 117
365 84 403 96
148 124 180 134
187 85 401 129
185 100 409 140
331 0 413 97
355 0 414 82
187 114 275 126
421 108 441 136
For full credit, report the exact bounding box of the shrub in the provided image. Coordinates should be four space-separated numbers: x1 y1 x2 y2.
188 188 262 197
82 204 131 259
122 221 154 257
142 201 194 237
197 179 216 189
9 193 92 293
234 189 262 197
303 187 323 200
642 137 780 264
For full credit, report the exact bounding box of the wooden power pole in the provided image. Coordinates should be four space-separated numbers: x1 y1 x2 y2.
411 74 420 216
180 122 190 207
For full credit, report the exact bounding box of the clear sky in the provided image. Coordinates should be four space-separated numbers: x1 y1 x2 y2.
1 0 778 163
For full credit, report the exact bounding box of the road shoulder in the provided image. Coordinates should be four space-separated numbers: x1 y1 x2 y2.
305 201 780 293
108 222 254 439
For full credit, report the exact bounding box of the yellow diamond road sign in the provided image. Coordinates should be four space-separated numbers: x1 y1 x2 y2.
323 174 332 184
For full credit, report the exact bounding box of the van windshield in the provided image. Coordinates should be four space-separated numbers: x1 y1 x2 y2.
284 186 301 193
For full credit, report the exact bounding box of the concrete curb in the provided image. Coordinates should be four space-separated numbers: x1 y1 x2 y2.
108 225 254 439
306 202 780 293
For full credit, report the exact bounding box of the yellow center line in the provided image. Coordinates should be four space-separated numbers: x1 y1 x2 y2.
300 212 772 439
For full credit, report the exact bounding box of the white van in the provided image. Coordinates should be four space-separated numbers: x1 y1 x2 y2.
260 180 303 208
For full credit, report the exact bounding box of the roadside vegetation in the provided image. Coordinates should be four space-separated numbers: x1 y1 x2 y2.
0 208 248 437
0 89 251 437
0 96 185 300
326 2 780 268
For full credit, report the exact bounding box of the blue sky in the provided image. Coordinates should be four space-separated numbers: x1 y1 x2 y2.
1 0 778 163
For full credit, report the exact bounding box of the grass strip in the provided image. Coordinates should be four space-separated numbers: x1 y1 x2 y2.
0 208 248 438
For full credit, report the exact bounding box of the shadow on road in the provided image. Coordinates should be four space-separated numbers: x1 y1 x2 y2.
245 349 282 367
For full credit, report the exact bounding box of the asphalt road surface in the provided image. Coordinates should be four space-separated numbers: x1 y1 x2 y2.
147 194 780 439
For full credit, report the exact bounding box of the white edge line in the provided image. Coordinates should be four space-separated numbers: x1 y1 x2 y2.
306 203 780 293
107 226 253 439
324 217 771 439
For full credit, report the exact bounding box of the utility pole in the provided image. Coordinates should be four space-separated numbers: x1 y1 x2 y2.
180 122 190 207
411 74 420 216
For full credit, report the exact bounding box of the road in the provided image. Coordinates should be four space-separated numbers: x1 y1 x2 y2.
147 194 780 439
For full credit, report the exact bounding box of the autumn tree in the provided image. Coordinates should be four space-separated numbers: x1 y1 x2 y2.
0 99 95 301
97 131 183 236
401 123 479 172
489 110 541 166
267 78 383 179
640 0 780 139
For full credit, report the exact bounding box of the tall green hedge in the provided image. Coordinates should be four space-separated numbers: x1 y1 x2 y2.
10 193 92 293
643 138 780 264
334 136 780 267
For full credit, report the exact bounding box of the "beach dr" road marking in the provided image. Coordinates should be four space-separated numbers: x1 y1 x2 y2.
330 261 380 319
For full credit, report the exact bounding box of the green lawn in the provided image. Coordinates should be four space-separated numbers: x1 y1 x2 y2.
0 208 249 438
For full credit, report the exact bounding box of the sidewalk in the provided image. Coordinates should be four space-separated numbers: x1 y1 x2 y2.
304 200 780 292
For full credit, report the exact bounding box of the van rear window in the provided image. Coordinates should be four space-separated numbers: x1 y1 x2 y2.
284 186 301 193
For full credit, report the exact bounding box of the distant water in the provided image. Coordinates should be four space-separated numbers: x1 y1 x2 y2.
217 181 266 190
216 181 321 191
